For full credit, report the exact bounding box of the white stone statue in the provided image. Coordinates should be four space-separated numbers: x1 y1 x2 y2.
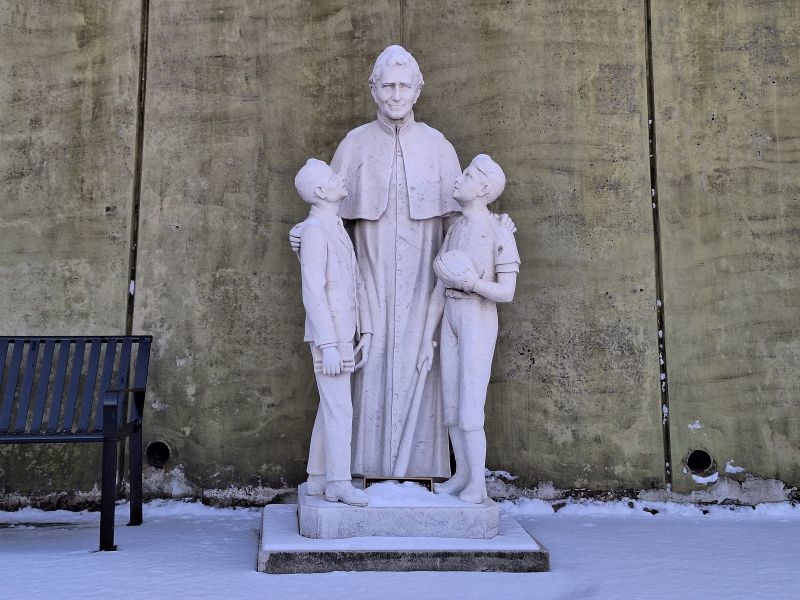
294 158 372 507
418 155 520 504
291 46 515 479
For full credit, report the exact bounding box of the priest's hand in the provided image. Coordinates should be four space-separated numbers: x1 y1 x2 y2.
495 213 517 233
416 339 438 373
354 333 372 371
289 222 304 254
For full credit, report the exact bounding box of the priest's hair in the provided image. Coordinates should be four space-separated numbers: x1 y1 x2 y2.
369 45 424 88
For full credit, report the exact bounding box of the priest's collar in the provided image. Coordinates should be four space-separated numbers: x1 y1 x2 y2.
376 110 416 135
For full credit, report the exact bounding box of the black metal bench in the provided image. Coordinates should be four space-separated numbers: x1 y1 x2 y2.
0 336 152 551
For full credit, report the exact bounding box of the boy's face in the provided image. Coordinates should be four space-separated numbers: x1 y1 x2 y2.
452 164 489 206
320 170 348 204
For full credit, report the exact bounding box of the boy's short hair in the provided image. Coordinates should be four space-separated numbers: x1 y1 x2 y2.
471 154 506 202
295 158 332 204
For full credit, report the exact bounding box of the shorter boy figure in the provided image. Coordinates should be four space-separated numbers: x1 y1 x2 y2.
295 158 372 506
417 154 520 504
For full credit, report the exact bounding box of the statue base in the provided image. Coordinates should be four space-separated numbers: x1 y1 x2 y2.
297 481 500 539
257 504 548 574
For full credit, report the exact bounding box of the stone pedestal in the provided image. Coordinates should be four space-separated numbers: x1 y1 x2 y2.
297 482 500 539
257 482 550 574
258 505 549 574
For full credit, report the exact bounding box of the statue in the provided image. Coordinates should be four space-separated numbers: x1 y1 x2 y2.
418 155 520 503
294 158 372 506
291 46 515 479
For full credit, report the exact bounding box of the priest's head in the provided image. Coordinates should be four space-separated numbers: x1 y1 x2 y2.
369 45 423 121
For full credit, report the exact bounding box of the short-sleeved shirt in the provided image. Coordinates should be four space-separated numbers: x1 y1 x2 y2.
440 213 520 299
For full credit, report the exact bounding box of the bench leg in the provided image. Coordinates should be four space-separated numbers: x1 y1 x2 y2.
100 397 119 551
128 423 143 526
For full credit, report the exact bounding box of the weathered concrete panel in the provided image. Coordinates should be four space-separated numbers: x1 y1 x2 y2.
133 1 399 490
652 1 800 491
0 2 141 495
403 0 663 489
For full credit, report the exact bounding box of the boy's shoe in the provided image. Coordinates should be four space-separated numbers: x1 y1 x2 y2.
433 473 469 495
324 481 369 506
458 481 488 504
304 475 327 496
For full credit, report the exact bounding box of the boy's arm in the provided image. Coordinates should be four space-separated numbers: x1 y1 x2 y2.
472 272 517 303
472 226 520 303
417 279 447 372
300 227 337 349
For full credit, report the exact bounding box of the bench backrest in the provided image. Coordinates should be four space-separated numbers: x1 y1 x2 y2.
0 336 152 437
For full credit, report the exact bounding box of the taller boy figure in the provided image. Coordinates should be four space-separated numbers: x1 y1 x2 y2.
418 155 520 504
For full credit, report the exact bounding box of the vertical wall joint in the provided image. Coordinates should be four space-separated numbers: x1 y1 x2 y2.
644 0 672 489
126 0 150 336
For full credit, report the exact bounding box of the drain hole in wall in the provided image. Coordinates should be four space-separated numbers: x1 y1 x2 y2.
146 441 171 469
686 449 713 474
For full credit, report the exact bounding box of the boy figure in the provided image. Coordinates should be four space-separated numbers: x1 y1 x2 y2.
417 155 520 504
295 158 372 506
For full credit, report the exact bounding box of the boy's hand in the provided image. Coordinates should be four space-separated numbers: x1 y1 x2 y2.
434 250 480 292
289 222 303 254
416 340 438 373
321 346 343 376
354 333 372 371
495 213 517 233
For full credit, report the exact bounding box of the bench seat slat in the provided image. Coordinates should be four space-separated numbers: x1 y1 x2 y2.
0 432 103 444
80 339 115 433
0 339 9 395
98 338 132 431
30 340 56 432
14 340 40 432
0 341 25 432
47 341 72 433
60 339 86 432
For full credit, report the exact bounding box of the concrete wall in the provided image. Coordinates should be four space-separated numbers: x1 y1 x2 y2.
0 1 141 495
652 0 800 492
1 0 797 500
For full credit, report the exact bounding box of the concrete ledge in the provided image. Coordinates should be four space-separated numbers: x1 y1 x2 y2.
258 504 550 574
297 482 500 539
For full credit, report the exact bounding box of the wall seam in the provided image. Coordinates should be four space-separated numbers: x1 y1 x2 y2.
125 0 150 336
643 0 673 490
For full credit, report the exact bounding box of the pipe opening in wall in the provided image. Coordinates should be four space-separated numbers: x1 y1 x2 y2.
146 441 171 469
686 449 713 475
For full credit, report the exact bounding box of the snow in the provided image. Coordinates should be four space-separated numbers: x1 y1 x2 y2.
365 481 467 507
691 471 720 485
726 461 746 474
2 499 800 599
688 419 703 430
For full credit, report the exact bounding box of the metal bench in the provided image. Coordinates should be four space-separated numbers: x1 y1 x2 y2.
0 336 152 551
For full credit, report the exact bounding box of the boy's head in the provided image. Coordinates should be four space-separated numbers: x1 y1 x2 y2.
452 154 506 206
294 158 348 206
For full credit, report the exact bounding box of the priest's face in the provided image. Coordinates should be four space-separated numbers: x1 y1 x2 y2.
370 65 421 121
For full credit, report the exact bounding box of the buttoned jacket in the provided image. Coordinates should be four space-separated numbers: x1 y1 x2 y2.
299 206 372 348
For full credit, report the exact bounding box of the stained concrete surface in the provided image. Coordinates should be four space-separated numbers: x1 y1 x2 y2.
132 0 400 490
403 0 663 489
652 0 800 491
1 0 798 499
0 1 141 492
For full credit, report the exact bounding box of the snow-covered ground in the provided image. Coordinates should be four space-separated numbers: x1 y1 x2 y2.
2 498 799 600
